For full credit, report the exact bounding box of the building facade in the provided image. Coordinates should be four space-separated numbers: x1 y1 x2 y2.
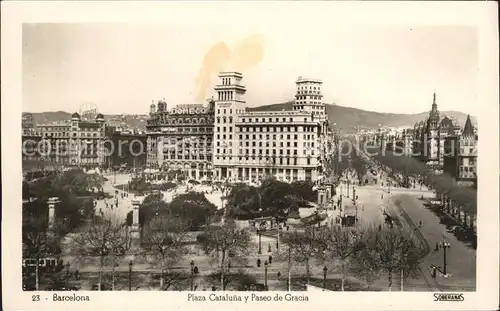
443 115 478 186
32 113 107 167
145 100 215 179
412 93 461 172
212 72 329 183
106 130 147 169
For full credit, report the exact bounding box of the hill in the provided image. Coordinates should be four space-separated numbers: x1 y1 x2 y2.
248 102 475 132
23 103 474 132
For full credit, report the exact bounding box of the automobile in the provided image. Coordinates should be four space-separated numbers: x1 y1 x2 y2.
446 225 460 233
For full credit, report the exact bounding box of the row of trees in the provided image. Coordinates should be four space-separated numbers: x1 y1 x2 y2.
225 178 317 220
22 169 100 234
283 223 422 291
126 191 220 230
372 150 477 229
68 213 253 291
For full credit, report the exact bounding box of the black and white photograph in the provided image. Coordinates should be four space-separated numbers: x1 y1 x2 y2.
2 2 498 311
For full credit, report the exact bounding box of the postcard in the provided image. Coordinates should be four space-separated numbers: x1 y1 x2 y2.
2 1 498 310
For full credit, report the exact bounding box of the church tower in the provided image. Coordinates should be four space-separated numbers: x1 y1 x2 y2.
212 72 247 180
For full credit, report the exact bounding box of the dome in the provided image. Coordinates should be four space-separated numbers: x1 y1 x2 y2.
71 112 81 119
96 113 104 119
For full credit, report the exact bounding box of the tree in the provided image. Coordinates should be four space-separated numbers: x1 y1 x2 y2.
141 217 188 290
352 225 421 291
22 215 64 290
316 225 366 291
70 215 130 290
226 183 260 219
282 228 322 281
168 192 218 230
198 220 251 289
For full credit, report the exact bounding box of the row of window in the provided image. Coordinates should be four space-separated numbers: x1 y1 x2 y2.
297 85 320 90
162 155 212 161
236 126 318 133
241 117 313 123
238 134 315 140
296 95 321 100
215 156 314 165
296 90 321 95
216 148 315 156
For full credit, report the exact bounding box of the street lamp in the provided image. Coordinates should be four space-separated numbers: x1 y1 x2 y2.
264 261 268 289
65 263 70 288
276 225 282 255
190 260 195 291
257 229 262 254
439 241 451 275
323 266 328 290
128 260 133 291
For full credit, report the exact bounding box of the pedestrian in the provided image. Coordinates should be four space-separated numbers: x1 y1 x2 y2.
257 258 261 267
75 269 79 280
419 221 422 228
269 255 273 264
435 242 439 252
431 266 437 278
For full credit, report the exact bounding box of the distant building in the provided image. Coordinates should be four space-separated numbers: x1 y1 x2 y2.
443 115 478 186
412 92 461 173
145 99 215 179
106 130 147 169
31 113 107 167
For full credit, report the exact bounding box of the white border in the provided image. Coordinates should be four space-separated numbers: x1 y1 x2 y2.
2 1 498 310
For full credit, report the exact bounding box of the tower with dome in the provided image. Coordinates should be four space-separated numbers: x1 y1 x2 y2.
413 92 462 173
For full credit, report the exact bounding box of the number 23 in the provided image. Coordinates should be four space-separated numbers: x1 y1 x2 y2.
32 295 40 302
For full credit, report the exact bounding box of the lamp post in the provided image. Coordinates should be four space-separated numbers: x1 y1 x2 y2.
323 266 328 290
190 260 195 291
264 261 268 290
128 260 133 291
276 225 281 255
257 229 262 254
347 179 350 198
439 241 451 275
65 263 70 288
352 187 356 204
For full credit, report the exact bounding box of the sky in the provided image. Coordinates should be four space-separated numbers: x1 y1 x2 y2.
22 23 478 115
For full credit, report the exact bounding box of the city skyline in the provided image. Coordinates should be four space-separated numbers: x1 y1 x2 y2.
23 24 478 115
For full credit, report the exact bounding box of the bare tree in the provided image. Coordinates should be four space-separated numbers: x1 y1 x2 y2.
316 225 365 291
22 215 63 290
198 220 251 289
352 225 421 291
141 217 188 290
282 228 322 282
71 215 130 290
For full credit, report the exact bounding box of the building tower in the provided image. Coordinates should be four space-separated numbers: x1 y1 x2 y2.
425 91 440 170
70 112 81 165
95 113 106 166
212 72 247 180
293 77 325 119
149 101 156 115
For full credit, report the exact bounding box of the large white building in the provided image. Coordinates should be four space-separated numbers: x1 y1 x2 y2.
212 72 330 183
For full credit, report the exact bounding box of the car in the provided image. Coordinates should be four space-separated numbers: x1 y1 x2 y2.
446 226 460 233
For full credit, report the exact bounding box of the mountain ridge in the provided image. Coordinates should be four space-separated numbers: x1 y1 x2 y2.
23 102 475 132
